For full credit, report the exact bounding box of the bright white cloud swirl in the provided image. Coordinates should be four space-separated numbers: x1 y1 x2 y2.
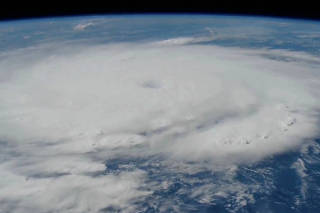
0 40 320 212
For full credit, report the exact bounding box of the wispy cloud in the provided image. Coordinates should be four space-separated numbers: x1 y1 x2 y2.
73 22 95 31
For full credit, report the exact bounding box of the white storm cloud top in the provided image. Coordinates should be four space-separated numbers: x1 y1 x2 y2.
0 40 320 212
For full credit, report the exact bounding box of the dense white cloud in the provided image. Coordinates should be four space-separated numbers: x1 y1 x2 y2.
152 36 215 46
0 40 320 212
0 166 149 213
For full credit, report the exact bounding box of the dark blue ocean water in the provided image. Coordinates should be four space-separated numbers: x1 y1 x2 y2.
102 139 320 212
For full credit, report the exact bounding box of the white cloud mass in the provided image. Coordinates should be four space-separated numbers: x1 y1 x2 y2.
0 39 320 212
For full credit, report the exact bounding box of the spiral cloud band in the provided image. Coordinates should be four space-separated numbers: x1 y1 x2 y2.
1 39 320 212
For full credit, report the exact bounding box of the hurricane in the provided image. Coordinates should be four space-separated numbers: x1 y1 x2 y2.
1 15 320 213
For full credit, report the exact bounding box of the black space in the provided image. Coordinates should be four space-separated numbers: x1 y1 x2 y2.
0 1 319 21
